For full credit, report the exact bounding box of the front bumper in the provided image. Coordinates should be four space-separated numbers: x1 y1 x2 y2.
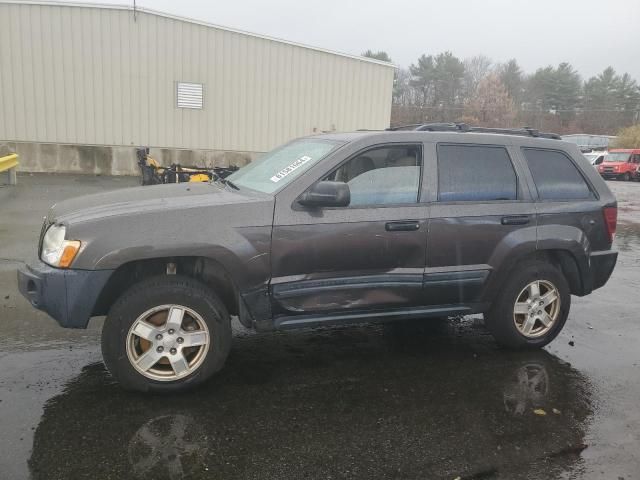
17 261 113 328
589 250 618 291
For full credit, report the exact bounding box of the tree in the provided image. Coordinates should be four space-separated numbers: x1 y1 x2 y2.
392 54 640 133
498 59 524 105
615 73 640 124
463 55 493 101
409 54 436 106
362 50 392 63
465 74 515 127
584 67 618 110
433 51 465 107
409 51 465 109
553 63 582 119
525 63 581 126
612 124 640 148
583 67 640 132
393 68 413 105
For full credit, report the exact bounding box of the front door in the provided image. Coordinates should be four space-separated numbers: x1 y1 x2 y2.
270 143 429 325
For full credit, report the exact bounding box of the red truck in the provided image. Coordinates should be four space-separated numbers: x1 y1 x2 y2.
597 149 640 181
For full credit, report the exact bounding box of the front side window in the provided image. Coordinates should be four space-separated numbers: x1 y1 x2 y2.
437 144 518 202
522 148 593 200
227 139 339 194
324 145 422 206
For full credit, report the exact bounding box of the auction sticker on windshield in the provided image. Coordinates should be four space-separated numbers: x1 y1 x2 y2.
270 156 313 183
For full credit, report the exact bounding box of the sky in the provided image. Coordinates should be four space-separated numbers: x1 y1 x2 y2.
83 0 640 80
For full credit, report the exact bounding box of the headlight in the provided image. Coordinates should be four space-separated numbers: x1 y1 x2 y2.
41 224 81 268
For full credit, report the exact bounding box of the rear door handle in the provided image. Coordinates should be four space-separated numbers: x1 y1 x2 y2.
385 221 420 232
501 215 530 226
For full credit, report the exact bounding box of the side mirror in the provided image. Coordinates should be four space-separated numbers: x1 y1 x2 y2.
298 181 350 208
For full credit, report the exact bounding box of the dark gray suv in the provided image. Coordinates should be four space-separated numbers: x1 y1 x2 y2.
18 125 618 392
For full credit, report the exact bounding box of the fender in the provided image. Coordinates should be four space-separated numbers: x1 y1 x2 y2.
536 224 592 294
484 223 591 302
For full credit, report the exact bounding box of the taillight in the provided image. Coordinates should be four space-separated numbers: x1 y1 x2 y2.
603 206 617 244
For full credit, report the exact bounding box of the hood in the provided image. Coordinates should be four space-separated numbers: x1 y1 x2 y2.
49 182 269 224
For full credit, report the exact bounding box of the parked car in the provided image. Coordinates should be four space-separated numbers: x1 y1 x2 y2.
583 150 606 166
18 124 618 393
597 149 640 181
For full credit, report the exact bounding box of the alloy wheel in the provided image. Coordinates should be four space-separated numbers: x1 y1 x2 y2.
126 305 210 381
513 280 561 338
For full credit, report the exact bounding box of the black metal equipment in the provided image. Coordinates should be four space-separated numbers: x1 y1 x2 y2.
136 147 239 186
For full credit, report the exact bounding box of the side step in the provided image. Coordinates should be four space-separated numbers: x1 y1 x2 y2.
274 305 475 330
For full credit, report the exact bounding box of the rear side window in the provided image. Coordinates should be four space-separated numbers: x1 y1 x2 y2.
437 144 518 202
522 148 593 200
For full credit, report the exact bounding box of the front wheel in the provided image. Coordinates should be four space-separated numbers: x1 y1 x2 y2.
102 275 231 393
623 172 631 182
485 262 570 349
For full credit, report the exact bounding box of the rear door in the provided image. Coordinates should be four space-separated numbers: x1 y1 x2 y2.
424 141 537 306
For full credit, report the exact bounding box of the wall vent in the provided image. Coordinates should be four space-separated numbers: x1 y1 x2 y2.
176 82 204 109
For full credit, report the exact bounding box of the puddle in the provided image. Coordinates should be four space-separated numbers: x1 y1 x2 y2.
28 321 592 480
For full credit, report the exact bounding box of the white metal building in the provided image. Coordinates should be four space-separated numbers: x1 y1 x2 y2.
0 1 395 174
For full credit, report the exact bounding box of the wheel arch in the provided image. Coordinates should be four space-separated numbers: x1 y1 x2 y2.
485 247 588 304
92 256 240 319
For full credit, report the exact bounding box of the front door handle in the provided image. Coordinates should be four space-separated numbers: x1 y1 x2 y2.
501 215 530 226
385 221 420 232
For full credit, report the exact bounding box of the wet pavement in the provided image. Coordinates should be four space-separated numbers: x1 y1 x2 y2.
1 174 639 479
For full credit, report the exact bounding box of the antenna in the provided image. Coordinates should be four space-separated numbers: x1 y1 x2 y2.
133 0 137 22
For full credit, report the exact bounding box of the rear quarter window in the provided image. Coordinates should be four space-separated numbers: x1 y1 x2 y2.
522 148 594 201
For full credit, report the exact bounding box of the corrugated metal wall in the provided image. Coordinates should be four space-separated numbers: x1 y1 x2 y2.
0 2 394 153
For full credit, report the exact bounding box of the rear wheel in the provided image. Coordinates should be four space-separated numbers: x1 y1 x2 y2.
485 262 570 349
102 275 231 393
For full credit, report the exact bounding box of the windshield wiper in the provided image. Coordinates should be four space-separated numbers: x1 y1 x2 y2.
224 178 240 190
214 176 240 190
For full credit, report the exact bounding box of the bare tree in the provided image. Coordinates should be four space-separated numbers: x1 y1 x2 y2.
465 74 515 127
393 68 413 105
463 55 493 101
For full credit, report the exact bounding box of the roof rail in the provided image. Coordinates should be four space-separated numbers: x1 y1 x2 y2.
386 123 561 140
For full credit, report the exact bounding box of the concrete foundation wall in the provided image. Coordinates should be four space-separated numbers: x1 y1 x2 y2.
1 141 259 176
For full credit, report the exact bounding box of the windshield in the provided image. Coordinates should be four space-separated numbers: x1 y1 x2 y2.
604 152 631 163
227 139 339 194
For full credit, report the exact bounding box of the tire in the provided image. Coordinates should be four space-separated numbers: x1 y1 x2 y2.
623 172 631 182
101 275 231 393
485 261 570 349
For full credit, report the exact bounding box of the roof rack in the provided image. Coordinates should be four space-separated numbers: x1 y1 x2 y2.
386 122 561 140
